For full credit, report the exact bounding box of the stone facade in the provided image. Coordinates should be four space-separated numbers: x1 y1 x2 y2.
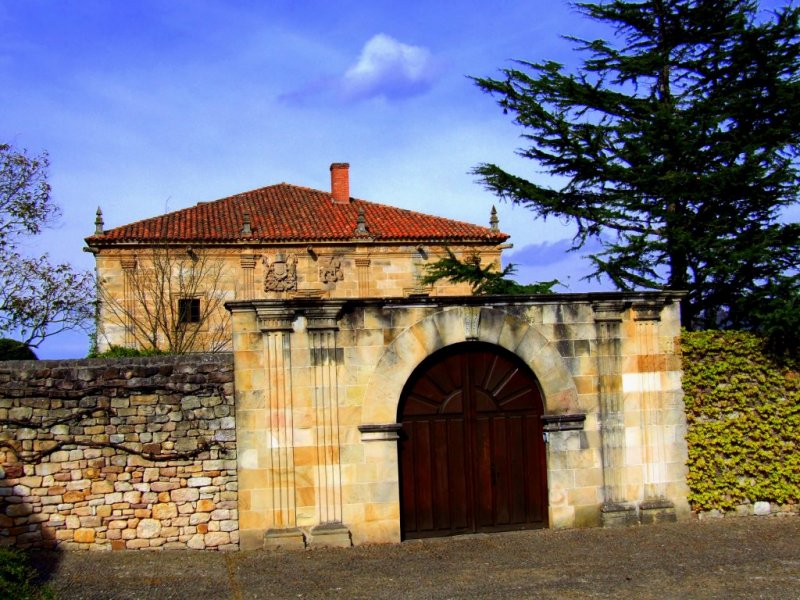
229 292 691 549
93 243 499 353
0 355 237 550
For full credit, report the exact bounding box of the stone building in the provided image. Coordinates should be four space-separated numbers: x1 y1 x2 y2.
85 163 508 353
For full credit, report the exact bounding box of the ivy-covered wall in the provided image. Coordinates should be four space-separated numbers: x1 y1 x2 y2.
682 330 799 513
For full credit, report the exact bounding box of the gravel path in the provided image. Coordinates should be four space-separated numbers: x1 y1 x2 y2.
30 516 800 600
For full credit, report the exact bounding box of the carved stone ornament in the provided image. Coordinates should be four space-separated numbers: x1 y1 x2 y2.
320 256 344 284
264 252 298 292
464 306 481 340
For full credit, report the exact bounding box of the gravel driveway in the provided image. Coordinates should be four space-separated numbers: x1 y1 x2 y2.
31 516 800 600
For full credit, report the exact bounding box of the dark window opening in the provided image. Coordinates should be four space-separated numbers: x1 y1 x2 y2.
178 298 201 324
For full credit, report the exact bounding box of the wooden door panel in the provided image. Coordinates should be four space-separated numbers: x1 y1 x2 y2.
507 416 528 523
473 416 494 528
445 419 469 530
400 343 548 539
411 420 433 532
401 417 470 536
432 419 453 530
492 416 511 526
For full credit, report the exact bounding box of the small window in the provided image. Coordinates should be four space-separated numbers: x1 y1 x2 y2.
178 298 201 324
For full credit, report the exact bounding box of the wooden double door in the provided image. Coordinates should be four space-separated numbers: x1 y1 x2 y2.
399 343 548 539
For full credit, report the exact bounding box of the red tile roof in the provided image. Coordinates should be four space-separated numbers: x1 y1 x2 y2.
86 183 508 245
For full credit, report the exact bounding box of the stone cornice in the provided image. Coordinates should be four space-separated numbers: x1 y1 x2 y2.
226 290 685 316
255 304 295 331
250 299 347 332
632 301 667 322
591 300 626 322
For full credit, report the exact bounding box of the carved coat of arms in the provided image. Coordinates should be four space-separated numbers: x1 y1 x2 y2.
264 253 298 292
320 256 344 284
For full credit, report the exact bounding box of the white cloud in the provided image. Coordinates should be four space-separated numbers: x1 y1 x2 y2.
340 34 442 101
281 34 444 104
507 239 579 266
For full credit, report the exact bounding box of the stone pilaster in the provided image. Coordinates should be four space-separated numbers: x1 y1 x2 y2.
632 302 676 523
306 303 351 547
355 258 370 297
239 254 258 300
257 304 305 548
263 330 304 546
120 257 137 348
256 304 295 332
593 301 637 527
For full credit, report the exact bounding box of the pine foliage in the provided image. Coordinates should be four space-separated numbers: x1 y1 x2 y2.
473 0 800 345
421 249 560 295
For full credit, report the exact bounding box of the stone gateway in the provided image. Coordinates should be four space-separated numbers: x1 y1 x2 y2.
228 292 690 550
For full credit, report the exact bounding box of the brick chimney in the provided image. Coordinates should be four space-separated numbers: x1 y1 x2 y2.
330 163 350 204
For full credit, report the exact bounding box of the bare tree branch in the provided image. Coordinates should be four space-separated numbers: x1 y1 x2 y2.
0 144 94 347
98 245 231 353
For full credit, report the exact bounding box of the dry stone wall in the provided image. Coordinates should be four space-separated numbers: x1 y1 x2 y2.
0 354 237 551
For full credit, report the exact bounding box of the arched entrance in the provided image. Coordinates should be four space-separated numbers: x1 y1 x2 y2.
398 342 548 539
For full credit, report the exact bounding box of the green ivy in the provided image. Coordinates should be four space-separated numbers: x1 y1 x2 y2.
682 330 800 511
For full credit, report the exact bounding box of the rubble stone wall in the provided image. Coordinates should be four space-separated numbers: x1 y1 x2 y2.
0 354 237 551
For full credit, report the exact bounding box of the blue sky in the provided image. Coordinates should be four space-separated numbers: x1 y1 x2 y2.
1 0 790 358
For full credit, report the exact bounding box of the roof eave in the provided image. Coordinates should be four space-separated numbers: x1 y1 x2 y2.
84 234 510 248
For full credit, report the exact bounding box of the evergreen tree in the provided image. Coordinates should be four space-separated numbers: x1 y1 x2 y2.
473 0 800 344
421 249 560 295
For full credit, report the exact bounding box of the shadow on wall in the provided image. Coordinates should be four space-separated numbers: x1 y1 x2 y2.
1 439 69 551
0 458 64 596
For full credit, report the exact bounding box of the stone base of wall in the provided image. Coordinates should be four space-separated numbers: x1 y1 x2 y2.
600 499 678 528
696 502 800 520
309 522 352 548
0 355 238 551
601 503 639 528
639 498 678 525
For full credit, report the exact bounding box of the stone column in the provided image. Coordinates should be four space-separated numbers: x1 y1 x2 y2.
256 304 306 549
306 303 351 547
239 254 258 300
120 257 138 348
633 302 676 523
355 258 370 296
593 301 637 527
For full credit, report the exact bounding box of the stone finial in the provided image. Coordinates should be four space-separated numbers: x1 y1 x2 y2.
490 206 499 233
355 206 369 235
241 211 252 235
95 207 104 235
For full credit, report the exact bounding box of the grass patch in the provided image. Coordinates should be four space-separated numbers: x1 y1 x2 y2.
0 548 55 600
